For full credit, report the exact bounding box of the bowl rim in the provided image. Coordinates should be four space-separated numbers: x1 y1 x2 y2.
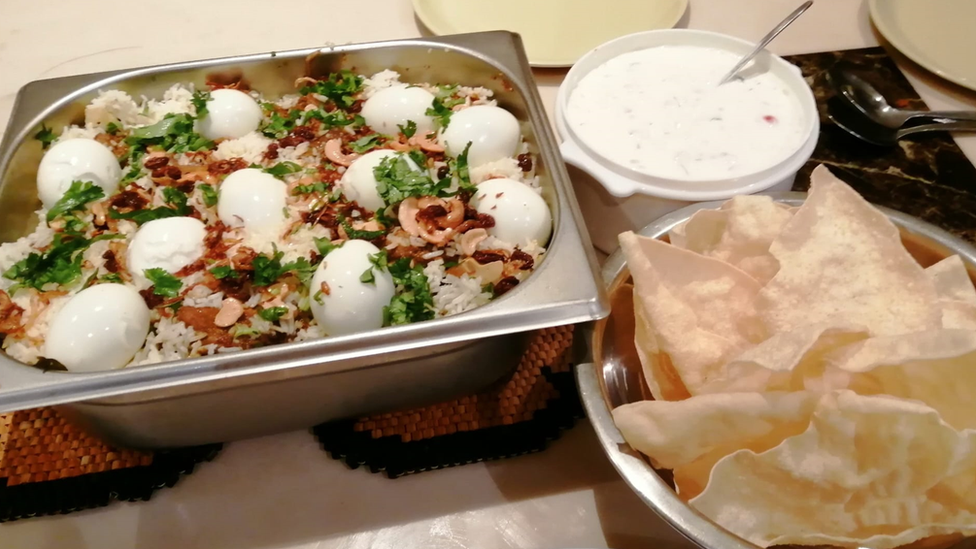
555 29 820 200
576 191 976 549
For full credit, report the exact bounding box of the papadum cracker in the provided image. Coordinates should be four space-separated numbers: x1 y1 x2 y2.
670 195 793 285
690 391 976 549
614 164 976 548
619 232 766 396
612 391 816 499
758 165 942 337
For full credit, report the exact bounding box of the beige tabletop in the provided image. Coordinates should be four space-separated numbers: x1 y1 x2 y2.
1 1 975 548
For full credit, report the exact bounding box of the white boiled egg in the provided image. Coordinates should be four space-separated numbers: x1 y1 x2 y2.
361 85 437 137
471 178 552 246
217 168 287 232
196 89 264 140
36 138 122 209
44 284 150 372
310 239 395 336
441 105 521 167
340 150 421 211
128 217 206 285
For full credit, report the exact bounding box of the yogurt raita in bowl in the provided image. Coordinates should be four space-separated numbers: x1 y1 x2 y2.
555 29 819 252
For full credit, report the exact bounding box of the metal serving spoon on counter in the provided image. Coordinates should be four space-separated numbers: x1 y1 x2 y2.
828 66 976 129
828 96 976 147
718 0 814 85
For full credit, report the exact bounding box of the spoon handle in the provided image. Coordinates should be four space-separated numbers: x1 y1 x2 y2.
900 121 976 138
908 111 976 125
718 0 814 85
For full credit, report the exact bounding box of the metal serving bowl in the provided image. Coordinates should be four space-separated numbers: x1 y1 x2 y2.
575 192 976 549
0 31 608 448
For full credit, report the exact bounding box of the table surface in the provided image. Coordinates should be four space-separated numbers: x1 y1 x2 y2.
1 1 975 548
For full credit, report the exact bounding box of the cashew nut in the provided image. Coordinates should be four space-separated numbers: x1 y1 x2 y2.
409 133 445 153
91 200 108 227
398 197 421 236
324 139 359 167
447 258 504 284
214 297 245 328
459 228 488 256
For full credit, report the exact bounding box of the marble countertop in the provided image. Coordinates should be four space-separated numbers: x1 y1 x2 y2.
1 1 975 548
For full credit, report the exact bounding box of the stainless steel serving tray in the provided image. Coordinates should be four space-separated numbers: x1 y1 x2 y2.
576 192 976 549
0 31 609 447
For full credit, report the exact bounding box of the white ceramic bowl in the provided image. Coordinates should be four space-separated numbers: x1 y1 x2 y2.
555 29 820 253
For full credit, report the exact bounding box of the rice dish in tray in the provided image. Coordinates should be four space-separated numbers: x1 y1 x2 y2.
0 70 552 372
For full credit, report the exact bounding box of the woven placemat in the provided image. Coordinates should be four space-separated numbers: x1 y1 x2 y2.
0 408 221 522
314 325 583 478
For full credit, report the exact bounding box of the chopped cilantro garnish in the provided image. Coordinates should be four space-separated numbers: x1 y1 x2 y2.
341 220 385 241
302 109 361 128
372 154 451 205
398 120 417 138
105 122 121 135
408 149 428 170
348 134 385 154
261 109 302 139
34 125 57 150
264 162 302 177
110 187 190 225
258 306 289 322
125 114 213 154
294 181 328 195
230 324 262 339
299 70 364 109
100 273 123 284
329 187 344 202
453 141 475 191
46 181 105 223
314 237 338 257
252 251 316 286
3 233 122 291
425 98 454 129
359 250 389 286
144 268 182 298
209 265 238 279
383 258 435 326
191 90 212 118
481 282 495 294
198 184 219 207
368 249 389 271
313 290 326 305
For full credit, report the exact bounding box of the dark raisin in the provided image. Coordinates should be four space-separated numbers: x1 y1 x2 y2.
472 250 506 264
101 250 120 273
165 165 182 179
417 205 447 223
494 277 520 296
511 249 535 271
264 143 280 161
209 158 248 176
517 153 533 172
144 156 169 170
437 165 450 180
110 190 148 210
139 288 164 309
151 168 168 179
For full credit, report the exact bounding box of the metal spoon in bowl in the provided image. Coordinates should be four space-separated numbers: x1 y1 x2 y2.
718 0 814 85
828 66 976 129
827 96 976 147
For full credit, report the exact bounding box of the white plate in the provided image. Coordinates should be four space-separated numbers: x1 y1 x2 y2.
869 0 976 91
412 0 688 68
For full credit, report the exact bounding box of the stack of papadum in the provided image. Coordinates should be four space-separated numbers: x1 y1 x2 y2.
614 165 976 549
